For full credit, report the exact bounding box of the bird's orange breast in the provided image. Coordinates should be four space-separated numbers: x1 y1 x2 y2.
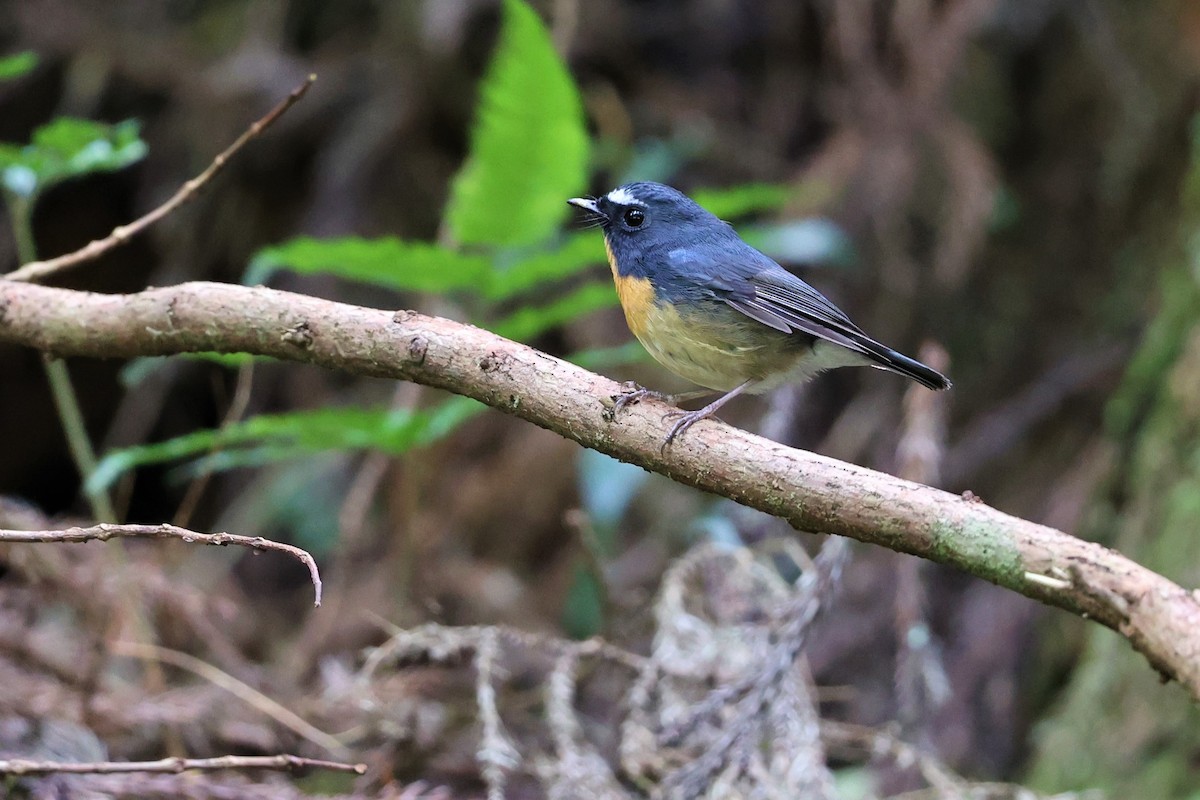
606 237 655 340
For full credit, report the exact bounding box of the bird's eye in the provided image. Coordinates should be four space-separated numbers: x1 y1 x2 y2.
623 208 645 228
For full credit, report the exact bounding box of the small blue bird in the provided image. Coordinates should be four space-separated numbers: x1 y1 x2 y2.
568 182 951 445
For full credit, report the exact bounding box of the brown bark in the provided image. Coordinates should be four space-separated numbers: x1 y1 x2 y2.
1 279 1198 698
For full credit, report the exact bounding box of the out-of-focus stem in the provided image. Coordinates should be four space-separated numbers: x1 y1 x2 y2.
8 197 116 522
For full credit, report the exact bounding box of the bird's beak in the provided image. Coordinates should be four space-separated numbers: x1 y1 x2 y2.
567 197 600 214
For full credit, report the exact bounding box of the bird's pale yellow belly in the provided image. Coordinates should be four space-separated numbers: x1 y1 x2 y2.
631 298 808 392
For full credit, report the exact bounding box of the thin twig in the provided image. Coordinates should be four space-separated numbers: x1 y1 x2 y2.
5 74 317 284
361 621 646 682
112 640 348 757
0 754 365 776
547 648 584 761
0 522 322 607
820 720 969 796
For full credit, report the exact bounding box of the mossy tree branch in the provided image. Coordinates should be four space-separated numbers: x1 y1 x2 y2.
1 279 1198 698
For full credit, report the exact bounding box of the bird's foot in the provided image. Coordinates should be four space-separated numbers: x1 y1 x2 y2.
612 382 673 414
661 406 721 450
657 381 752 450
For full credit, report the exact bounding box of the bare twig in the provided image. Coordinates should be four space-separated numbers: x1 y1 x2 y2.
5 74 317 284
112 641 348 757
361 622 646 682
474 628 518 800
821 720 970 796
547 648 585 763
1 280 1199 698
820 720 1095 799
541 644 629 798
0 522 322 607
0 753 365 776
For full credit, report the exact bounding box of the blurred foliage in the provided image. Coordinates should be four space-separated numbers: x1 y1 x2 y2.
248 229 607 303
0 118 145 201
1105 118 1200 439
94 0 597 487
221 455 349 558
119 353 265 387
690 182 792 219
88 397 483 494
0 51 37 81
1 0 1198 795
740 218 854 266
0 78 149 523
94 0 836 494
445 0 589 248
566 449 651 635
1027 114 1200 799
248 236 493 294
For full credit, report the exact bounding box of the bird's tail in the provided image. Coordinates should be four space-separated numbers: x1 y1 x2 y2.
854 337 952 391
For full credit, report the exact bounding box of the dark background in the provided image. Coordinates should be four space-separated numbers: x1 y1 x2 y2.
1 1 1199 796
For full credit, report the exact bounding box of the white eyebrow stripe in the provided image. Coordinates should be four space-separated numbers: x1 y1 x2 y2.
606 187 645 206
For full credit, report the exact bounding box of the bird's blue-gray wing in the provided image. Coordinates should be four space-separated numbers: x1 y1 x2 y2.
668 247 951 390
668 247 869 352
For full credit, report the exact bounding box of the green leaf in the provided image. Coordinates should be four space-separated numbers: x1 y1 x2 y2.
486 230 605 300
0 51 37 81
217 455 349 558
217 455 354 558
692 182 791 219
562 563 605 639
253 229 607 305
87 397 483 492
493 280 616 341
0 118 146 198
182 352 265 368
445 0 588 247
247 236 492 293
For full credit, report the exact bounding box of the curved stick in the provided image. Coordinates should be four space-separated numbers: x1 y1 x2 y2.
0 279 1197 697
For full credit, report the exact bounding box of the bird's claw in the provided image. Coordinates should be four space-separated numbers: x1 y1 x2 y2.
609 384 721 449
660 408 716 450
612 382 669 414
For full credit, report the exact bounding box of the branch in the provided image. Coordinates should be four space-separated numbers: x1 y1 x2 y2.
0 280 1197 698
4 74 317 284
0 754 365 776
0 523 322 607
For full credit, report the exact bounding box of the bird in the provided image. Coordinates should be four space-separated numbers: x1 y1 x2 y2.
567 181 951 446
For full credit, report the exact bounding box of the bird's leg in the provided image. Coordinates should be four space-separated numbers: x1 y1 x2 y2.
661 380 753 447
611 381 713 414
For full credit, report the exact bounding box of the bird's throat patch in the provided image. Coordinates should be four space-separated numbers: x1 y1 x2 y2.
606 238 655 339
